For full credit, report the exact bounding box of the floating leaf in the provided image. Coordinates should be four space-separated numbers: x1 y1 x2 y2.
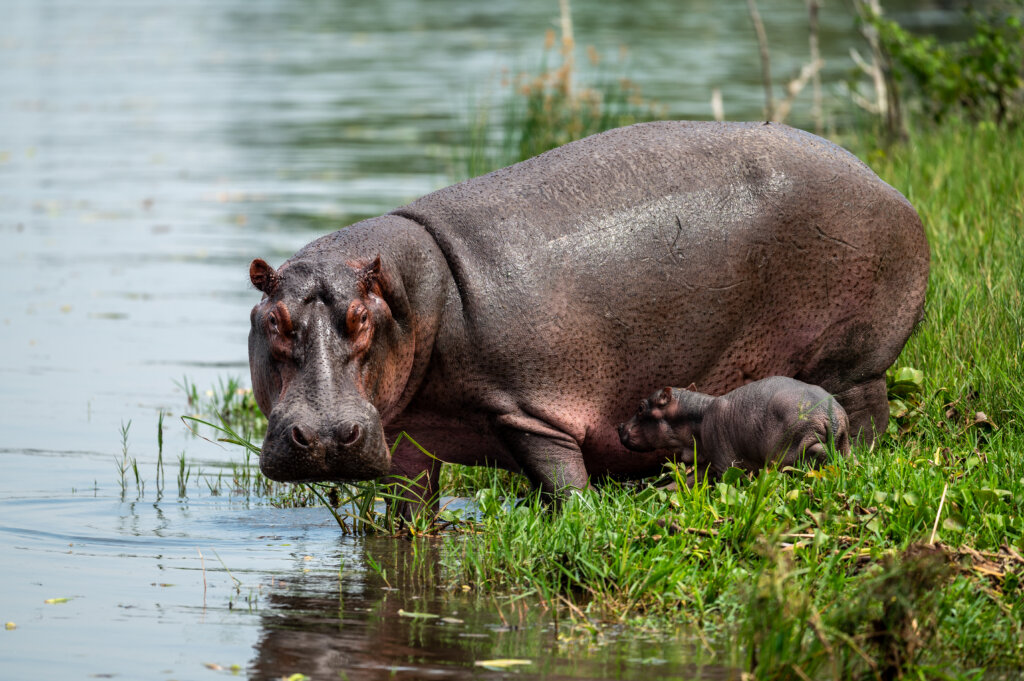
474 659 532 669
439 508 464 523
5 622 15 630
285 675 310 681
398 609 439 619
44 597 70 604
441 617 464 625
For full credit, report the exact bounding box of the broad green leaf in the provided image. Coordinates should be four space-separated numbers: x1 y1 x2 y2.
889 398 909 419
888 367 925 397
721 468 746 485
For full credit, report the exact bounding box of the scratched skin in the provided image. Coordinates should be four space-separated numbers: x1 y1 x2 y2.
247 121 930 514
617 377 853 482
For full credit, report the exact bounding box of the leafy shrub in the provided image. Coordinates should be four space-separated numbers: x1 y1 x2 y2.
867 3 1024 125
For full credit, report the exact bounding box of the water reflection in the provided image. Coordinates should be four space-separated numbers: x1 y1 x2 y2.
250 537 733 680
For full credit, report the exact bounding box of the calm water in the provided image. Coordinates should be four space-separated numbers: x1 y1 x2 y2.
0 0 968 678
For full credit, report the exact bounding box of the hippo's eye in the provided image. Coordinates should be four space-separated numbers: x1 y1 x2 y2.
360 310 368 325
637 401 645 416
268 314 278 330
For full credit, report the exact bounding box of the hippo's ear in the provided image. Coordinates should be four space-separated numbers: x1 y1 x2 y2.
250 259 278 295
355 255 385 298
655 386 672 407
685 382 698 392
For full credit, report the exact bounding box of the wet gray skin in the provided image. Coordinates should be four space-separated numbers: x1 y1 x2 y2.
248 121 930 515
618 376 852 481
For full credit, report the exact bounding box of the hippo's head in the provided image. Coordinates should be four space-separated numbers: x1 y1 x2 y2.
617 386 700 454
247 253 415 482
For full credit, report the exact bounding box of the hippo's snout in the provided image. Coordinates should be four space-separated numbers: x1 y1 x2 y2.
260 403 390 483
617 420 639 449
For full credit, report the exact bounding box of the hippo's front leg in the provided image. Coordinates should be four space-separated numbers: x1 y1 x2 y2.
495 414 589 497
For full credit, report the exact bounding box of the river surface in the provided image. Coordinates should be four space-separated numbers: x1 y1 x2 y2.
0 0 970 678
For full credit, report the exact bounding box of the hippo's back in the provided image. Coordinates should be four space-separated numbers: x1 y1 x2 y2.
395 120 903 265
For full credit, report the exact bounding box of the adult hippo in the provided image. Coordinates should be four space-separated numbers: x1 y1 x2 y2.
247 121 929 511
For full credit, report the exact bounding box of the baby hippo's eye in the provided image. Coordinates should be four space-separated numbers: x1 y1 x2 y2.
269 314 278 330
361 309 368 325
637 401 645 416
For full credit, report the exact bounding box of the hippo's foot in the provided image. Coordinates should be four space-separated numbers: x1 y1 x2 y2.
834 377 889 447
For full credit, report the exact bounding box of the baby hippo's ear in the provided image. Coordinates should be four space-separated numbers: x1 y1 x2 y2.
685 382 698 392
655 386 672 407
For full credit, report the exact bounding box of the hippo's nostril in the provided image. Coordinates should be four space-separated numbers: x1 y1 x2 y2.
339 423 362 447
291 424 313 449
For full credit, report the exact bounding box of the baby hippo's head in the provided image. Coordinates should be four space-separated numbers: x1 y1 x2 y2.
617 386 698 453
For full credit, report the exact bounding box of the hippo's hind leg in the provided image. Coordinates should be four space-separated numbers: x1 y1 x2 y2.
494 414 589 499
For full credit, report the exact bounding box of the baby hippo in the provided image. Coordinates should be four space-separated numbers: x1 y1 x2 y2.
617 377 851 480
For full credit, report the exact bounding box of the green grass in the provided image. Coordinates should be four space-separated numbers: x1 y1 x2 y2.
437 122 1024 679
